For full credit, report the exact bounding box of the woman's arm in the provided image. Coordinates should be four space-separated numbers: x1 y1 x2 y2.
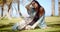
25 2 32 10
39 7 45 17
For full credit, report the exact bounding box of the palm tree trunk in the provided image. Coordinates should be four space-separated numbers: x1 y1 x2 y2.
18 0 21 16
51 0 55 16
58 0 60 16
1 0 5 17
6 2 12 19
1 5 3 17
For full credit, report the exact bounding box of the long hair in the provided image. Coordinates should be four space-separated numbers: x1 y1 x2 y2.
32 0 41 9
32 0 45 15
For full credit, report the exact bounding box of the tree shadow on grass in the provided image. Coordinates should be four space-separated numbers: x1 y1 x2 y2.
46 30 60 32
48 24 60 27
0 23 19 32
47 21 60 28
0 23 14 28
46 21 60 32
0 29 19 32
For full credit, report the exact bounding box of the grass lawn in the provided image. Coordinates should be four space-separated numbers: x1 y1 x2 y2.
0 16 60 32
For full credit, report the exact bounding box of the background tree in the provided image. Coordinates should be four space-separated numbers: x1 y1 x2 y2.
0 0 6 17
51 0 55 16
58 0 60 16
6 0 12 19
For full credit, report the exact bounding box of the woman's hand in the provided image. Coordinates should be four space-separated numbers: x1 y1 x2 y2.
25 25 34 30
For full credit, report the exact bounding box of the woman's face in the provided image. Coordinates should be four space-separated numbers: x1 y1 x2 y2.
32 1 38 8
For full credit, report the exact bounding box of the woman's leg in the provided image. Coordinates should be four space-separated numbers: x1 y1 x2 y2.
25 15 44 30
12 22 19 30
38 15 47 29
31 15 44 29
12 19 27 30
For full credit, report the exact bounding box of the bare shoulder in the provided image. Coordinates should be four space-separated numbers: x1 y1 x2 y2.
40 7 44 10
39 7 44 11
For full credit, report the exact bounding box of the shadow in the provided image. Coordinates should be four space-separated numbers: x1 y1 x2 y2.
47 30 60 32
0 17 9 20
0 23 14 28
0 23 21 32
47 21 60 28
0 29 19 32
35 26 40 29
47 24 60 28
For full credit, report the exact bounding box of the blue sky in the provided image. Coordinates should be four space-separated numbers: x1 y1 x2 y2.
0 0 59 17
37 0 58 16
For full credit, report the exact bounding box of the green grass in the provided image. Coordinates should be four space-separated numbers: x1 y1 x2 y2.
0 17 60 32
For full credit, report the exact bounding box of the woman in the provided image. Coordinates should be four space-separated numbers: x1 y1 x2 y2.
25 0 47 30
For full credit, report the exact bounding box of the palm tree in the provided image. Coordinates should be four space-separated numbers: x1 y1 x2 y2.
17 0 22 16
51 0 55 16
0 0 6 17
0 0 3 17
0 0 12 18
58 0 60 16
6 0 12 19
13 0 21 17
